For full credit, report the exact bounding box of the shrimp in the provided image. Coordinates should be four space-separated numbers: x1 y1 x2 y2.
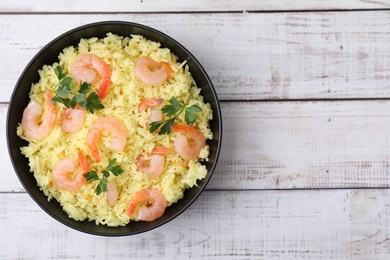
137 146 170 179
148 109 162 126
21 90 57 140
135 56 173 86
61 108 86 133
172 124 206 160
138 98 163 112
152 146 171 155
138 98 164 127
52 151 89 191
126 189 167 221
106 182 119 207
70 54 112 99
136 154 165 179
86 116 127 163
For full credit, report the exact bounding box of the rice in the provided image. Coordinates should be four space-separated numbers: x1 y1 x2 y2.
17 33 213 226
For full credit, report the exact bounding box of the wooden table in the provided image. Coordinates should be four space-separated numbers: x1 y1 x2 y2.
2 1 390 259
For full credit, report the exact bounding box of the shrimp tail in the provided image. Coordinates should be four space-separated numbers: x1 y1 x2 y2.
171 124 191 133
126 201 137 216
45 90 55 109
87 128 101 163
98 77 111 99
162 62 174 79
78 150 89 173
138 98 164 112
152 146 171 155
90 145 100 163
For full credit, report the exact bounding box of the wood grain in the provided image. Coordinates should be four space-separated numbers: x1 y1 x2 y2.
1 0 390 12
2 12 390 102
2 2 390 259
5 100 390 192
1 190 390 259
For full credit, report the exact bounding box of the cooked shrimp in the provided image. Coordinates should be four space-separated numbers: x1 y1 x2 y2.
135 56 173 86
148 109 162 126
52 151 89 191
138 98 163 112
152 146 171 155
61 108 86 133
172 124 206 160
136 154 165 179
126 189 167 221
106 182 119 207
138 98 164 127
70 54 112 99
86 116 127 162
77 150 89 172
21 90 57 140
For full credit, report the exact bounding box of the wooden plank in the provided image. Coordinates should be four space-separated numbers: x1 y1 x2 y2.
5 100 390 192
2 190 390 259
1 0 390 12
2 12 390 102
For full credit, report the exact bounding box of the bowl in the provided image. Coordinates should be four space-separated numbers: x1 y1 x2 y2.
6 21 222 236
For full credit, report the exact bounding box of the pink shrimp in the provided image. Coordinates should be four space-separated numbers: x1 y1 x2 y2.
172 124 206 160
136 146 170 179
126 189 167 221
21 91 57 140
106 182 119 207
61 108 86 133
86 117 127 163
136 154 165 179
138 98 164 127
152 146 171 155
148 109 162 125
52 151 89 191
138 98 163 112
70 54 112 99
135 56 173 86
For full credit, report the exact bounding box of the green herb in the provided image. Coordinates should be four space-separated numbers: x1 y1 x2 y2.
52 66 104 113
149 97 203 135
83 171 100 181
106 159 125 176
83 159 124 195
185 104 203 125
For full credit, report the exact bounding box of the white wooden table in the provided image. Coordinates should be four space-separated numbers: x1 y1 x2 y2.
2 1 390 259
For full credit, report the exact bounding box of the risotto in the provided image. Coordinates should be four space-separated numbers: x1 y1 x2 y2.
17 33 213 226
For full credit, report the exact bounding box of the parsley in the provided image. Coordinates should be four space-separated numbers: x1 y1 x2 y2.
83 159 124 195
52 66 104 113
149 97 202 135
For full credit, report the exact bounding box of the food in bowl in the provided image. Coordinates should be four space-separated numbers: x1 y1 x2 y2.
17 33 213 226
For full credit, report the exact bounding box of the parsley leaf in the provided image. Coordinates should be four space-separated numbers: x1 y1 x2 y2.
60 76 73 87
186 104 202 113
69 97 77 108
102 170 110 178
56 84 72 98
79 82 90 95
162 97 182 116
86 92 104 113
55 66 67 80
95 177 107 195
158 118 175 135
150 97 203 135
149 121 164 134
83 171 100 181
185 104 202 125
52 66 104 114
83 159 124 195
106 159 124 176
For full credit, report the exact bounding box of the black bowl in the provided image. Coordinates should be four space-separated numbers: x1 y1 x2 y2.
6 21 222 236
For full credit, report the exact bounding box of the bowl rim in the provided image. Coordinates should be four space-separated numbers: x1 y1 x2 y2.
6 20 222 236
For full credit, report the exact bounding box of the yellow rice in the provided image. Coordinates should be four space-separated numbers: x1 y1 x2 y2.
17 33 213 226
